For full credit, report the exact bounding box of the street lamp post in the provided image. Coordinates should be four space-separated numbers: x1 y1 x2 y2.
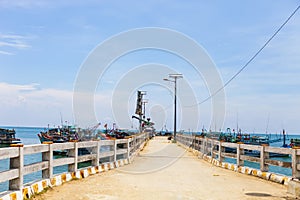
163 73 183 142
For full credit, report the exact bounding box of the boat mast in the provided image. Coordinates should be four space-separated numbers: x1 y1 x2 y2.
282 129 287 147
60 112 63 128
265 113 270 135
236 111 239 137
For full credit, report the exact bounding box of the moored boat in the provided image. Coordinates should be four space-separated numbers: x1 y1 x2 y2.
37 125 79 144
289 138 300 148
0 128 21 147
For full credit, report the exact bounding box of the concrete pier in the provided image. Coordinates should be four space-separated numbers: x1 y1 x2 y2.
33 137 292 200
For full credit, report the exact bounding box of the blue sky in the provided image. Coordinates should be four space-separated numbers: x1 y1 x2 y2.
0 1 300 134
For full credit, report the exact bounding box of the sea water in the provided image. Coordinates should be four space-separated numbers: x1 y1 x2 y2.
236 133 299 177
217 133 298 177
0 126 117 193
184 131 300 177
0 126 69 193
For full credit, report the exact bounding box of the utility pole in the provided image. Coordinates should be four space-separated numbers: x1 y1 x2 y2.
163 74 183 142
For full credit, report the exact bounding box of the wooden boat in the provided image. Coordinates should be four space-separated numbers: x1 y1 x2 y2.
37 131 68 143
0 128 21 147
289 138 300 148
37 127 78 143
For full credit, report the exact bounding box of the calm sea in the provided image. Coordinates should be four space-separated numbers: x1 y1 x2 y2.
0 126 68 193
0 127 300 193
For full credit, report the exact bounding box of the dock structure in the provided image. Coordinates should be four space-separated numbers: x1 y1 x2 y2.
1 134 300 199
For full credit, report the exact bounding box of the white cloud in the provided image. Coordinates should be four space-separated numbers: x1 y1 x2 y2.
0 82 114 127
0 33 31 55
0 41 30 49
0 82 71 126
0 34 26 39
0 50 14 55
0 82 39 92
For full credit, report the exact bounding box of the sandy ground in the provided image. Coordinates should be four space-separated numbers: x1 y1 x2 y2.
33 137 294 200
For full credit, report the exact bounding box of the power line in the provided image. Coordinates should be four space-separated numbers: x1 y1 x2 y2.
186 4 300 108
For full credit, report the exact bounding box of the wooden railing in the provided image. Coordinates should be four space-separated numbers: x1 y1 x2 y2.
0 133 149 192
176 134 300 179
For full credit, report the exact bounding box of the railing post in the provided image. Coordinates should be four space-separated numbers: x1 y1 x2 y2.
114 139 117 162
196 137 200 151
134 136 137 152
236 143 244 167
201 138 205 154
42 142 53 178
204 138 208 155
97 141 101 165
135 135 138 150
210 141 214 157
139 134 142 147
68 142 78 172
199 137 202 151
127 138 130 159
218 141 224 163
133 136 136 152
9 145 24 191
92 141 100 166
260 144 269 172
292 148 300 179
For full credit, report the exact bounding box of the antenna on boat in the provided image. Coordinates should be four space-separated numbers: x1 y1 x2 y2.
214 122 216 132
265 113 270 135
236 111 239 137
60 112 63 128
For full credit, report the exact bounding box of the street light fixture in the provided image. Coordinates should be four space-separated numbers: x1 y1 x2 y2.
163 73 183 142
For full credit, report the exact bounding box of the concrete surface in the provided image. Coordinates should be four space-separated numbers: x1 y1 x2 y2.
33 136 293 200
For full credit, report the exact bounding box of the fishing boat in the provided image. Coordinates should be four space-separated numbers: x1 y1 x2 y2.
157 125 172 136
38 113 100 143
246 135 269 145
289 138 300 148
0 128 21 147
37 125 79 143
37 131 68 143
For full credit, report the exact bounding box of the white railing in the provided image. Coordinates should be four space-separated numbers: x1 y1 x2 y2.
0 132 149 192
176 134 300 178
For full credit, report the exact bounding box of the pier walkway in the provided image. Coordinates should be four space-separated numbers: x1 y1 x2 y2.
33 137 291 200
